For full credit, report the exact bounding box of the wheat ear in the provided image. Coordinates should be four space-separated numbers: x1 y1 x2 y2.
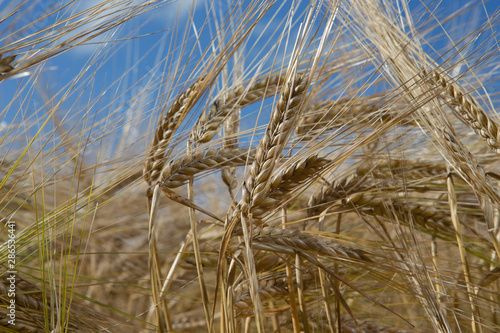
423 69 500 154
194 74 286 144
297 94 384 136
233 275 291 313
307 172 453 231
435 126 500 206
223 75 309 236
158 148 255 189
144 76 205 186
252 227 371 262
241 74 307 212
219 73 307 333
356 159 447 180
251 153 329 218
348 192 452 231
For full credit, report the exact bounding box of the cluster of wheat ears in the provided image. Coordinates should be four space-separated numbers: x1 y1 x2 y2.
1 0 500 332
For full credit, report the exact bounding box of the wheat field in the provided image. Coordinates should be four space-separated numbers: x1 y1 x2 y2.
1 0 500 332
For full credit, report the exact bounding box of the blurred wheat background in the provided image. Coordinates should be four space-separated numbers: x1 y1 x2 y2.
1 0 500 332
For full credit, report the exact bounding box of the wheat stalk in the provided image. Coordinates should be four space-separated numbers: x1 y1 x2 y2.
221 105 241 195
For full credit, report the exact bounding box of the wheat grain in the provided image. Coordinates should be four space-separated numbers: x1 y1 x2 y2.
217 73 308 333
0 54 16 73
0 275 43 311
144 76 205 187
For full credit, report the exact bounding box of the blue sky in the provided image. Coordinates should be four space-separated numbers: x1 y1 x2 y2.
0 0 499 157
